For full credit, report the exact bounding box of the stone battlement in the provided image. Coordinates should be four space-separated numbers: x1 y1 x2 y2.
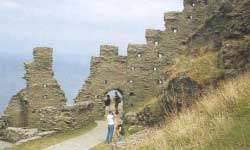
5 0 227 130
100 45 119 57
33 47 53 66
127 44 147 55
145 29 162 45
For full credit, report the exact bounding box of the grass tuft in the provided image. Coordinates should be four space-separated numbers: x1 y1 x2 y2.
134 73 250 150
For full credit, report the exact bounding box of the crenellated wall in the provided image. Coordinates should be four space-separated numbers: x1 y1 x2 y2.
74 45 127 116
5 0 227 128
74 0 222 115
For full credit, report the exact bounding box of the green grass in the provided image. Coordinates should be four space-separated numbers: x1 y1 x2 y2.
134 73 250 150
165 51 225 85
8 123 97 150
205 101 250 150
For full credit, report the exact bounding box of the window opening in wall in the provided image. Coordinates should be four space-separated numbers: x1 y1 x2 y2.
158 53 163 58
43 84 48 88
192 3 195 7
182 41 186 46
137 53 141 58
153 67 157 71
189 15 193 20
43 95 48 100
154 41 159 46
172 28 178 33
128 80 134 84
103 80 108 85
131 67 135 71
159 79 163 85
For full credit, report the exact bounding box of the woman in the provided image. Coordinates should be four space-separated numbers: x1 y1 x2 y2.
106 111 115 143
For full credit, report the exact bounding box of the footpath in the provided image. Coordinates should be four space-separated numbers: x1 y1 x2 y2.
44 120 107 150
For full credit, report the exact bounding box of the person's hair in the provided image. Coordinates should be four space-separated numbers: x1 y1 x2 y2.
117 124 122 129
115 110 119 115
107 95 110 98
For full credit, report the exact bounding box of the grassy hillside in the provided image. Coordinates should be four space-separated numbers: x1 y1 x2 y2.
132 73 250 150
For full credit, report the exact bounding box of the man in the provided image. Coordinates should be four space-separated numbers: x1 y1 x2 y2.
104 95 111 114
114 92 121 113
106 111 115 143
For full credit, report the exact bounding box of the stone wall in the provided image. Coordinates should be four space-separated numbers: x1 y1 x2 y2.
4 47 67 128
75 0 223 118
38 101 94 131
74 45 127 117
4 0 231 129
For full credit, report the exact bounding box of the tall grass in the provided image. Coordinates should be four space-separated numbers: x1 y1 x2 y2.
132 73 250 150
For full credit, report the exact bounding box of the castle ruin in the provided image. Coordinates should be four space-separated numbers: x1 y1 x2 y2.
2 0 225 130
74 0 220 116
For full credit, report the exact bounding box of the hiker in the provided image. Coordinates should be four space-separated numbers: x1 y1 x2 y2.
114 92 121 112
104 95 111 113
106 111 115 143
115 124 123 142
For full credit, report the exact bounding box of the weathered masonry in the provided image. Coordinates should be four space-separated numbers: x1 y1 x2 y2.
74 45 127 116
4 48 67 128
75 0 221 116
4 0 225 128
4 48 95 131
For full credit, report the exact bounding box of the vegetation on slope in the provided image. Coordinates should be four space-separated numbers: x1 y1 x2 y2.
165 48 225 85
133 73 250 150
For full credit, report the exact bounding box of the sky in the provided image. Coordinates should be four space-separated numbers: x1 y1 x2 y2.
0 0 183 112
0 0 183 56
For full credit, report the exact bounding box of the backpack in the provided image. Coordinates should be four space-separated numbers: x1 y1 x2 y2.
115 95 121 103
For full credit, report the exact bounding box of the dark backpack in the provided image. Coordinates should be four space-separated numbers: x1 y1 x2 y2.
115 95 121 103
105 98 111 106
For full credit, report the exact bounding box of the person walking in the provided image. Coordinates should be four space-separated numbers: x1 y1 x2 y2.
106 111 115 143
104 95 111 114
114 92 121 113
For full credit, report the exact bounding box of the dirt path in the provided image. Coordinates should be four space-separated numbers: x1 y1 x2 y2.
44 120 107 150
44 101 123 150
0 140 12 150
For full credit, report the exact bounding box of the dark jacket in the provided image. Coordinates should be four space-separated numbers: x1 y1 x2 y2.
105 98 111 106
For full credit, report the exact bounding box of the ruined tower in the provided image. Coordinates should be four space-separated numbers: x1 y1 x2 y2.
4 47 67 127
74 45 127 116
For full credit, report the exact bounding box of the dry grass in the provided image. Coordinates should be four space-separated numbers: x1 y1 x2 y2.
132 73 250 150
165 51 225 85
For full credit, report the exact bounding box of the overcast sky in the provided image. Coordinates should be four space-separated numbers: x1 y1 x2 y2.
0 0 183 56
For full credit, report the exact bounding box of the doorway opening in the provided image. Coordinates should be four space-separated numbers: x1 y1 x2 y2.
104 89 123 117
